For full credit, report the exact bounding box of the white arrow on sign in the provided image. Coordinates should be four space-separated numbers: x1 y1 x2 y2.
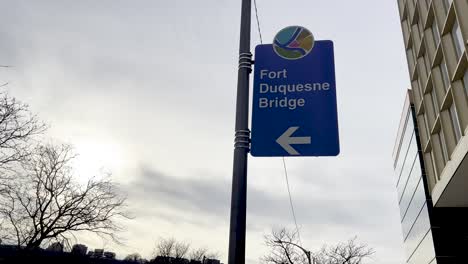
276 126 311 155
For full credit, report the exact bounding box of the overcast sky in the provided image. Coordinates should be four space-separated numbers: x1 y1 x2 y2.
1 1 410 263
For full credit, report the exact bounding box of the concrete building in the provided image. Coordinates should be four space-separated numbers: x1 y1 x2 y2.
393 91 468 264
397 0 468 205
395 2 468 263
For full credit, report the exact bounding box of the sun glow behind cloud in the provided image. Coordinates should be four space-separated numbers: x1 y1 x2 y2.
72 138 125 182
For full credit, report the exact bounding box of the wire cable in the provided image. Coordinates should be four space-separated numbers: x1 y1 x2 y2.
253 0 263 44
252 0 303 247
282 157 302 246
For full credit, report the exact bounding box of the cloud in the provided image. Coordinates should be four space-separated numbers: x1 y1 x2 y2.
127 166 230 216
125 163 399 235
1 1 409 263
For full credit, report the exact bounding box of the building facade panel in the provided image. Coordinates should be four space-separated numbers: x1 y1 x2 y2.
399 159 423 218
407 230 436 264
395 3 468 262
397 0 468 207
393 90 468 263
394 92 435 264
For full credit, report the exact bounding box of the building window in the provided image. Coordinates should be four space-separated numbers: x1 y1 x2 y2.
431 22 440 49
403 20 410 40
443 0 452 13
438 131 449 163
431 88 439 113
431 152 439 174
412 47 417 61
417 22 424 39
407 49 415 70
424 53 431 76
420 114 430 142
424 114 431 136
425 153 436 182
464 70 468 98
430 151 439 179
425 0 431 8
452 20 465 60
449 103 462 142
440 59 450 90
418 76 424 94
413 24 421 44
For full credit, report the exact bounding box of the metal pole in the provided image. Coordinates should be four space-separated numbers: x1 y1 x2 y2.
228 0 251 263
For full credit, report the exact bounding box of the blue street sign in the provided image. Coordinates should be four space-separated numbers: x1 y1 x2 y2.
251 40 340 157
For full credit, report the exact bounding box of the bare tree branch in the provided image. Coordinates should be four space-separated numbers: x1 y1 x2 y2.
173 240 190 259
190 247 209 261
318 237 374 264
155 237 176 258
153 237 194 261
0 143 129 249
263 228 374 264
0 90 47 175
263 228 306 264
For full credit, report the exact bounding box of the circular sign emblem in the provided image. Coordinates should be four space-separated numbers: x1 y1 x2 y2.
273 26 314 60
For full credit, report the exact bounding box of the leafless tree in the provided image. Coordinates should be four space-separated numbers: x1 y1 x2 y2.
190 247 207 261
155 237 177 258
154 237 191 260
263 228 308 264
316 237 374 264
263 228 374 264
0 90 47 174
124 253 146 263
189 247 220 262
0 143 129 250
173 240 190 259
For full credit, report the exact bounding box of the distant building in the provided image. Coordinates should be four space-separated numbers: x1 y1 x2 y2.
152 256 174 263
104 251 116 259
152 256 221 264
46 242 63 252
204 259 220 264
152 256 191 264
71 244 88 255
88 248 104 258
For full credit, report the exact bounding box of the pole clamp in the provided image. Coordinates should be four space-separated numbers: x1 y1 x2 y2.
238 52 253 72
234 129 251 151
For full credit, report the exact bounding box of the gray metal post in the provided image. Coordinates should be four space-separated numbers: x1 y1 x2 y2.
228 0 251 263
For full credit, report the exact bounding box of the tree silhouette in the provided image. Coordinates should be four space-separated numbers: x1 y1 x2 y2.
263 228 374 264
154 237 190 260
125 253 146 263
189 247 220 262
0 91 46 174
0 143 129 249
